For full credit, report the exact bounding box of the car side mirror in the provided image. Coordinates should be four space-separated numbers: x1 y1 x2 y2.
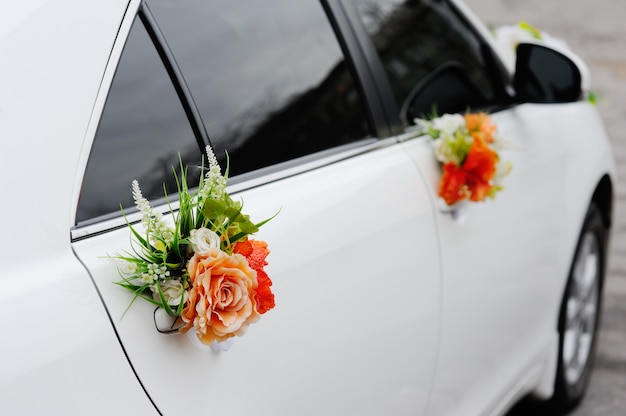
513 43 582 103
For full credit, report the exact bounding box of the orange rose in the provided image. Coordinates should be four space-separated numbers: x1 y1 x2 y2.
463 138 498 182
439 138 499 204
439 162 470 205
463 138 498 202
234 239 275 315
181 248 260 345
466 176 493 202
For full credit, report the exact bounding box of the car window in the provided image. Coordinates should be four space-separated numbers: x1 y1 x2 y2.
78 1 373 226
76 16 203 224
351 0 506 124
148 0 371 177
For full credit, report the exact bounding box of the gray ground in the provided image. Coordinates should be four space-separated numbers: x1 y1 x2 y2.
463 0 626 414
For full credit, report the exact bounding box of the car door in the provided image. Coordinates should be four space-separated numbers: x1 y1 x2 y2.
345 0 569 414
71 1 442 415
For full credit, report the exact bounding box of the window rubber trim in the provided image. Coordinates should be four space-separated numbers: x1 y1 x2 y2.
139 1 211 154
323 0 391 138
334 0 405 137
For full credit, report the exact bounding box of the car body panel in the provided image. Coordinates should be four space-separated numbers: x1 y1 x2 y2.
72 141 442 415
0 0 158 414
400 126 559 414
403 101 614 415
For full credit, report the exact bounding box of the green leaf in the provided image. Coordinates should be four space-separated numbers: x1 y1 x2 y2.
488 185 504 199
518 21 542 40
202 198 226 219
154 282 178 317
238 215 259 234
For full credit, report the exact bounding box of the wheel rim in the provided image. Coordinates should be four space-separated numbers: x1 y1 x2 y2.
563 231 600 385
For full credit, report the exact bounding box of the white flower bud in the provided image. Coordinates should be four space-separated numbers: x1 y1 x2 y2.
151 280 187 306
189 227 221 254
432 114 465 136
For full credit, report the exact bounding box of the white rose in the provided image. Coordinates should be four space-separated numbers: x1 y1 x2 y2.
432 114 465 136
189 227 221 254
152 280 187 306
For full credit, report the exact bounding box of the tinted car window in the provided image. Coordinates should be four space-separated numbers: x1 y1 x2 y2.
149 0 371 176
78 1 372 225
77 16 202 224
351 0 504 123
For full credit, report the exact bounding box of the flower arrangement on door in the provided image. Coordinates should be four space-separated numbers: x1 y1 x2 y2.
111 146 275 348
417 112 513 206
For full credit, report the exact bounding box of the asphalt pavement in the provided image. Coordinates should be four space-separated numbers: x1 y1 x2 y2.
463 1 626 414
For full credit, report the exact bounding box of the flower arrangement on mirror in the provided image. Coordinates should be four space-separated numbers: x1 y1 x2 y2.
110 146 276 350
491 21 598 105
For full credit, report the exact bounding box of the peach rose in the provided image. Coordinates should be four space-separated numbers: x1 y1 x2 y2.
180 248 260 345
464 112 497 144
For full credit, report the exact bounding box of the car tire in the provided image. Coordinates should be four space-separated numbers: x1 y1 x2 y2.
551 203 607 412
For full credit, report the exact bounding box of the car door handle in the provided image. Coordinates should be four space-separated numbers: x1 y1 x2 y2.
438 199 469 223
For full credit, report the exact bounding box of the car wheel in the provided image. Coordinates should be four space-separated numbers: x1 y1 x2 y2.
552 203 606 411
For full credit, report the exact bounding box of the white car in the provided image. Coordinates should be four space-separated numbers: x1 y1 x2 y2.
0 0 615 415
